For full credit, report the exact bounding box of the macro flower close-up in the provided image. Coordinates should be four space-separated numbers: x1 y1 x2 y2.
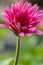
0 0 43 37
0 0 43 65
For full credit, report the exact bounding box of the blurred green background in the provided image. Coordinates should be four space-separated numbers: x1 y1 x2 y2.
0 0 43 65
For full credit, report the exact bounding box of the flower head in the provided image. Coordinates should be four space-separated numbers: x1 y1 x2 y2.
0 0 43 36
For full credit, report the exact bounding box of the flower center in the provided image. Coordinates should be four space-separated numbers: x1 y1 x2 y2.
16 12 29 27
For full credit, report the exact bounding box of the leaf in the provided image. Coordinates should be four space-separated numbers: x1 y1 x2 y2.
8 59 14 65
0 58 13 65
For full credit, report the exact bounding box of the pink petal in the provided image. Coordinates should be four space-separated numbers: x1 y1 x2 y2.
37 14 43 18
26 33 32 36
34 29 43 35
29 4 39 15
2 15 11 24
2 16 16 29
0 24 8 28
37 10 43 14
19 32 24 37
11 4 19 15
21 1 29 11
19 0 23 9
30 21 40 27
38 21 43 30
23 1 28 9
29 28 35 31
4 6 14 19
15 1 18 7
22 2 32 12
0 24 12 30
24 3 32 12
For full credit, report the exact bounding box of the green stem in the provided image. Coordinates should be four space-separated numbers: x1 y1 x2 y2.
14 36 20 65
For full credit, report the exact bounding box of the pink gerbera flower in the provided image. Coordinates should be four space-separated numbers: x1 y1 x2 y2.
0 0 43 36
